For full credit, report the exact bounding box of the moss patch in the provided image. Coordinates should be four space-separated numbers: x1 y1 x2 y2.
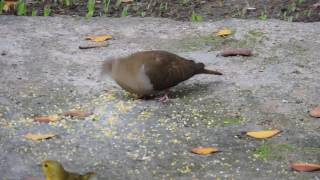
177 29 266 52
253 143 295 161
221 116 245 126
253 142 274 161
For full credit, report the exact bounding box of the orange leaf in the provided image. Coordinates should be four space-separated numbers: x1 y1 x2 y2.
25 133 56 141
191 147 219 155
309 106 320 118
84 35 112 42
246 130 281 139
34 115 60 123
291 163 320 172
63 110 93 118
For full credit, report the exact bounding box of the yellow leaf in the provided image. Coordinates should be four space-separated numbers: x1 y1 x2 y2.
34 115 60 123
191 147 219 155
25 133 56 141
85 35 112 42
246 130 281 139
215 28 232 37
3 0 18 12
121 0 133 2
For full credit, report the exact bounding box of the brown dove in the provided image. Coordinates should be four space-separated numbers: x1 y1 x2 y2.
103 50 222 102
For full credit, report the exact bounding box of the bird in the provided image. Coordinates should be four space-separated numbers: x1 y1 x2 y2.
102 50 222 102
41 160 97 180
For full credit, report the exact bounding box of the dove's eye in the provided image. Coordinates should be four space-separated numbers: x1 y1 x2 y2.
44 164 48 168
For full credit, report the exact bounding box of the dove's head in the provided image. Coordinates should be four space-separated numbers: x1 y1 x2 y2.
102 59 116 75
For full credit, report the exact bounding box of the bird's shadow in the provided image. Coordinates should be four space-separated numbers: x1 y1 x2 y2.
168 81 224 99
111 81 224 101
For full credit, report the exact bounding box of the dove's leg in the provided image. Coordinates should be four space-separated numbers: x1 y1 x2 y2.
155 90 170 103
136 91 170 102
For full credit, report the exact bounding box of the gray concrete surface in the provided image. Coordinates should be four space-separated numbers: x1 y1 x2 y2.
0 16 319 179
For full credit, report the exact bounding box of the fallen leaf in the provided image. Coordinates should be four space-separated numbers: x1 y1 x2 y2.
79 43 108 49
291 163 320 172
121 0 133 2
25 133 56 141
309 106 320 118
220 49 253 57
3 0 18 12
84 35 112 42
313 2 320 8
63 110 93 118
34 115 60 123
215 28 232 37
246 130 281 139
191 147 219 155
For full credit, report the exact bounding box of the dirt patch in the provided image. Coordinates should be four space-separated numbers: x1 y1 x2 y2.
1 0 320 22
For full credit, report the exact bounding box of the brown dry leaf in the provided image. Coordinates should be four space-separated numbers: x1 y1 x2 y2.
220 48 253 57
3 0 18 12
84 35 112 42
79 43 108 49
63 110 93 118
215 28 232 37
191 147 219 155
313 2 320 8
309 106 320 118
25 133 56 141
291 163 320 172
34 115 60 123
246 129 281 139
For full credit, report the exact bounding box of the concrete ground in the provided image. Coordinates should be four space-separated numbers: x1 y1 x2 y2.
0 16 319 180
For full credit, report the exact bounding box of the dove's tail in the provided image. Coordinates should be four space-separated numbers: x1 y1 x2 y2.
201 69 223 75
195 63 223 75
